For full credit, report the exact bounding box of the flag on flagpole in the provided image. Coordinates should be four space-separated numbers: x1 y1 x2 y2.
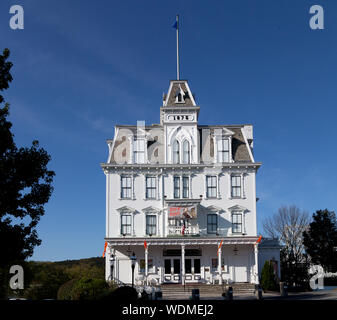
181 220 186 235
255 235 262 245
172 18 178 29
144 240 147 250
217 240 223 256
102 241 107 258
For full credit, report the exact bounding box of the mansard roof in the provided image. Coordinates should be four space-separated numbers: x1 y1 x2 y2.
104 79 256 166
106 124 253 165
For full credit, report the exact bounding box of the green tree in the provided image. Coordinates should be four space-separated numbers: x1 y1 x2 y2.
57 279 77 300
260 261 278 291
303 209 337 272
70 277 109 300
0 48 55 269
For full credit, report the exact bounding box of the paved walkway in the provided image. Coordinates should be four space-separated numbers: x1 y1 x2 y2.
197 288 337 300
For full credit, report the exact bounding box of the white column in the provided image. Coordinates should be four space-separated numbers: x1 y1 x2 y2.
218 245 222 285
145 246 149 285
254 244 259 284
181 244 185 285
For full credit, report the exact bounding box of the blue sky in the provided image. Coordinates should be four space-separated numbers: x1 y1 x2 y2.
0 0 336 261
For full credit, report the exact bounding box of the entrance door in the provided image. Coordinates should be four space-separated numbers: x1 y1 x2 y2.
163 258 181 283
173 259 181 282
184 258 202 283
232 255 248 282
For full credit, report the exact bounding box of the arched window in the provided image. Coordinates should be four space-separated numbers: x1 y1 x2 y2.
182 140 190 164
173 140 180 164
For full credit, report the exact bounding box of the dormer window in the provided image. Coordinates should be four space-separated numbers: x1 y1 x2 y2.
176 93 183 102
175 85 185 103
133 137 146 164
217 138 229 163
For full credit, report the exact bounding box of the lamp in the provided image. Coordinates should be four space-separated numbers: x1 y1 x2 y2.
110 254 115 281
130 251 136 288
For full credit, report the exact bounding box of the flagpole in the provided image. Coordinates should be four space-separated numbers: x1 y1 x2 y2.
176 14 180 80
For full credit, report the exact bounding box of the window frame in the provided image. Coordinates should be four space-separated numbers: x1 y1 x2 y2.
206 176 217 198
217 138 229 163
232 212 242 234
145 176 156 199
139 258 155 273
173 140 180 164
207 213 218 234
182 176 189 198
231 175 241 198
173 176 180 198
121 176 132 199
145 214 157 236
133 138 146 164
120 214 132 235
182 140 190 164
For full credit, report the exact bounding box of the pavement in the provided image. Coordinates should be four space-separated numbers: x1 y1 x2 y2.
196 288 337 300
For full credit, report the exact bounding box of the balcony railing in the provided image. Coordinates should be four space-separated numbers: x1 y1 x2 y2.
168 225 200 236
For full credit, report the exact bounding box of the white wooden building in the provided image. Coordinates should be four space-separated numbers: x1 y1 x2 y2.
101 79 280 285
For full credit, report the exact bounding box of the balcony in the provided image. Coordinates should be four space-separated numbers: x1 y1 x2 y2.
168 225 200 236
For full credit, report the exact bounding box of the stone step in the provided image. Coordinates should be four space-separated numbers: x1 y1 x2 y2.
160 283 255 298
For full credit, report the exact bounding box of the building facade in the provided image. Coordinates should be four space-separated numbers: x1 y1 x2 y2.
101 79 280 286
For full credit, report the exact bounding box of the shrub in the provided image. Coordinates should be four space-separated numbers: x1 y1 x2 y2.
57 279 77 300
25 284 55 300
70 277 109 300
100 286 138 301
261 261 278 292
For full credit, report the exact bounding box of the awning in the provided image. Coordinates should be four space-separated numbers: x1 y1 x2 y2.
169 206 197 219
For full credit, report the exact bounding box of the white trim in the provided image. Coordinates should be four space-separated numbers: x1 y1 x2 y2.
142 206 161 214
144 175 157 200
105 236 260 246
144 212 158 237
241 127 255 163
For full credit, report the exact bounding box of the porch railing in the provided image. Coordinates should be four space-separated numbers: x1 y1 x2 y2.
168 225 200 236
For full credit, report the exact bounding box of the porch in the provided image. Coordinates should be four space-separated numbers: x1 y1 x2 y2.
105 236 260 286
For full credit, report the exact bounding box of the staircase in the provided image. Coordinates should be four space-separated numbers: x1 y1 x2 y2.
160 283 255 300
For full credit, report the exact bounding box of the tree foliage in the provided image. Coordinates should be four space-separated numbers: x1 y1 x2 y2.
260 261 278 291
0 48 55 269
70 277 109 300
57 279 77 300
16 257 106 300
263 205 310 286
303 209 337 272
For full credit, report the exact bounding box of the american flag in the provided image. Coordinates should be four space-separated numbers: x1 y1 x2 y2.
181 220 186 235
169 207 182 217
